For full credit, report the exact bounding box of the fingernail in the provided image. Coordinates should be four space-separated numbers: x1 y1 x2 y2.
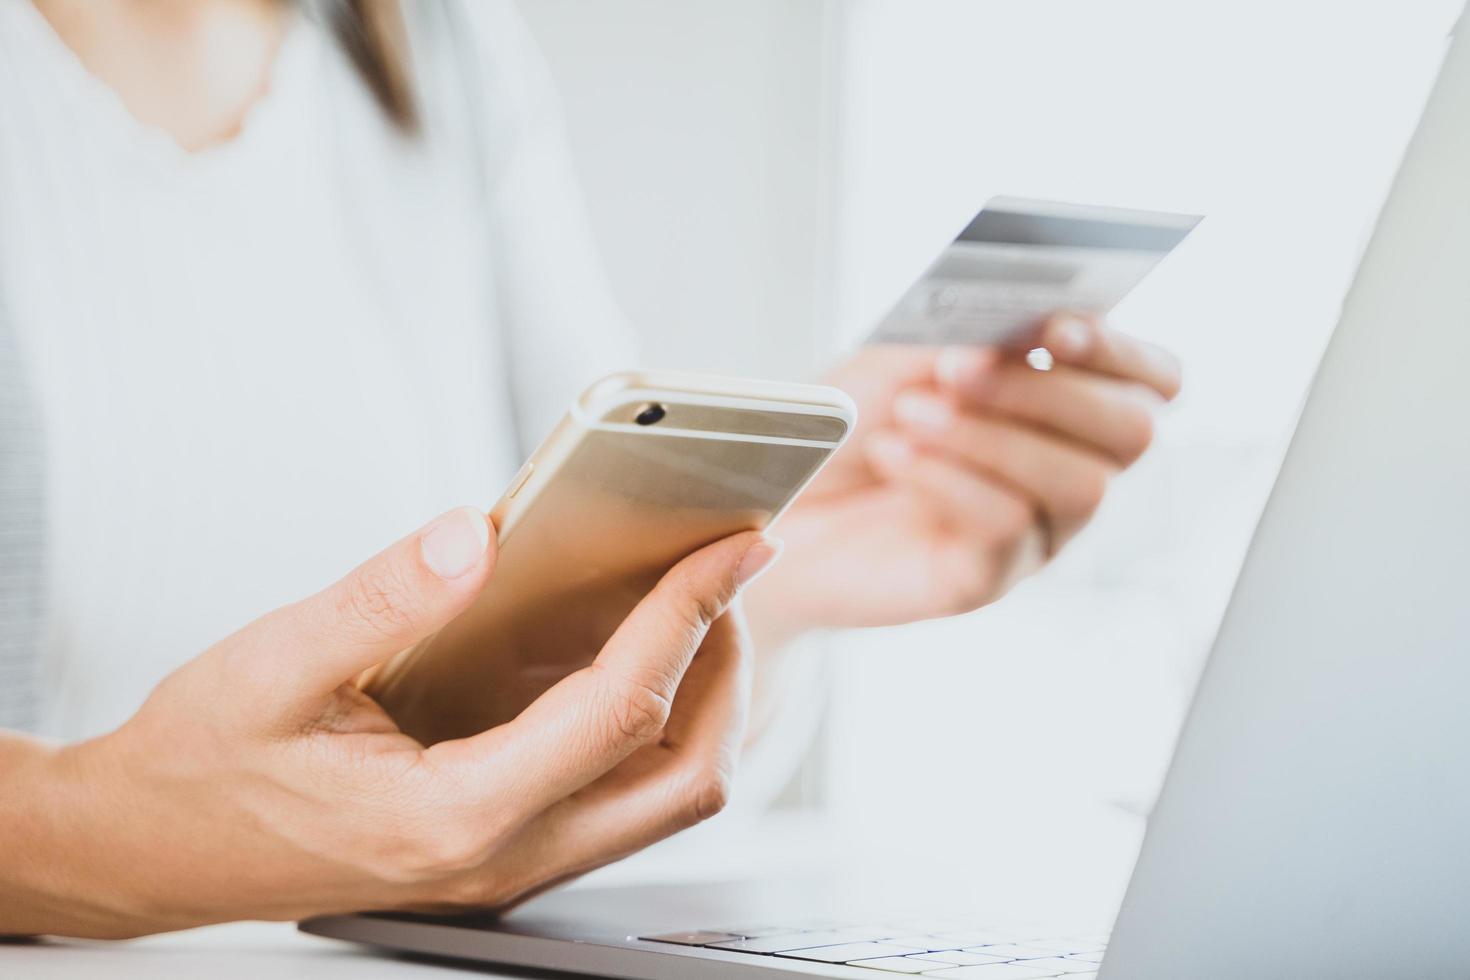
936 346 994 389
867 431 913 472
1025 347 1055 372
421 506 490 580
1050 315 1091 357
893 391 953 433
736 537 784 588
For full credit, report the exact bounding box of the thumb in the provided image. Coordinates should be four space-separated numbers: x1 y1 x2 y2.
238 506 496 708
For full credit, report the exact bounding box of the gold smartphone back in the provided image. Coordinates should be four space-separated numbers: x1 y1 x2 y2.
361 371 854 745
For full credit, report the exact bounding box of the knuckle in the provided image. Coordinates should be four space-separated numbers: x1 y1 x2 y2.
987 367 1022 406
1066 464 1113 521
695 589 725 632
681 763 734 826
1075 313 1106 345
944 571 992 616
1115 400 1157 462
1135 340 1184 400
995 494 1037 546
606 671 674 743
337 564 422 640
937 554 996 616
672 577 725 634
1157 351 1184 400
691 770 733 823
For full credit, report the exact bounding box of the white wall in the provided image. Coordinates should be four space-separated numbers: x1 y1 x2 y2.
818 0 1460 894
516 0 837 380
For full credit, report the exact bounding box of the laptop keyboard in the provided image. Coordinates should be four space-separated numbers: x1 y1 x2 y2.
640 920 1107 977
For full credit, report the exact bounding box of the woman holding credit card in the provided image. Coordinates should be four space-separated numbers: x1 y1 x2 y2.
0 0 1177 938
751 312 1179 644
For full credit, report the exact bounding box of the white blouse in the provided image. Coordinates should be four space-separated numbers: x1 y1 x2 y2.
0 0 636 739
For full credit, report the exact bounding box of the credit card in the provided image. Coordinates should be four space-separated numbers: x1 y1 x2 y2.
868 196 1200 348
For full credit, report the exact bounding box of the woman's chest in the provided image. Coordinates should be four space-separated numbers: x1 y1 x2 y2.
0 119 518 735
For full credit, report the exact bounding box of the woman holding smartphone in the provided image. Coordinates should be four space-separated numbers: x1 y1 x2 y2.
0 0 1180 938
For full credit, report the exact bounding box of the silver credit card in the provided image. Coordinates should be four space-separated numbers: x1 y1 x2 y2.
868 196 1200 348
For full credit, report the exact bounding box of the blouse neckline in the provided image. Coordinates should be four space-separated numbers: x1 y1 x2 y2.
5 1 316 174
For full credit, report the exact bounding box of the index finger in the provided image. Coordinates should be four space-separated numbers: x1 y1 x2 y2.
1034 312 1182 400
425 530 778 825
452 613 755 911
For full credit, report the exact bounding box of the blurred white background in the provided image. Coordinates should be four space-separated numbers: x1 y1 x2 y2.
520 0 1461 914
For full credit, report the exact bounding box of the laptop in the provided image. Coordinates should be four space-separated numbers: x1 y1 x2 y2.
301 13 1470 979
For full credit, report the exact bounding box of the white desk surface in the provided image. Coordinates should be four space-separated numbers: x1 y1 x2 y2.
4 921 497 980
2 807 1142 978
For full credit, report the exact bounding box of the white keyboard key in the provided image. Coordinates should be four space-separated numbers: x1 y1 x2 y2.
1059 935 1111 947
1015 939 1098 954
784 918 857 931
708 929 875 953
931 931 1024 947
1068 952 1104 964
961 943 1058 960
884 918 983 935
883 935 963 951
850 957 958 974
921 949 1013 966
776 942 930 963
1000 958 1096 974
922 964 1070 979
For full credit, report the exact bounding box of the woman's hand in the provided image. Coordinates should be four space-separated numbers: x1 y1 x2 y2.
0 507 779 939
745 313 1180 647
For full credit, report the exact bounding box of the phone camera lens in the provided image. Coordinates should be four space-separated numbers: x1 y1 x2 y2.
634 403 666 426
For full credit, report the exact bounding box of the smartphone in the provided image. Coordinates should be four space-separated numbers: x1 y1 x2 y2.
359 370 855 746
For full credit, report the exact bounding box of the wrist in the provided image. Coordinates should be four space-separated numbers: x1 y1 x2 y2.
0 733 75 936
0 731 170 938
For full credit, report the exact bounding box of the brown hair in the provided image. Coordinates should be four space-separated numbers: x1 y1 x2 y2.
326 0 417 131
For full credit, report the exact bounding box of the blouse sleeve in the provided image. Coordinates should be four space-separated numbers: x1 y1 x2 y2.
449 0 640 453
